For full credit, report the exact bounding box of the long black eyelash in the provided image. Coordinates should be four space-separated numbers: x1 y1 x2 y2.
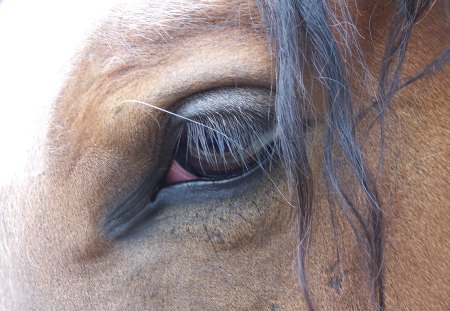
179 107 277 176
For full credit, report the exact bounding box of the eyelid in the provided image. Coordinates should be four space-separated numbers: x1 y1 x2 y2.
173 87 275 120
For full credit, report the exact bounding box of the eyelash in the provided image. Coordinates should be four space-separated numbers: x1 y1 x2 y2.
174 108 277 179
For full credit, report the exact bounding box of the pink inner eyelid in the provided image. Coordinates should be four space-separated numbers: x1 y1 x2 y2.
164 160 199 185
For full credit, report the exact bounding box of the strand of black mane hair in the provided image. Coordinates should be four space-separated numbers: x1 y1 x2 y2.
257 0 449 310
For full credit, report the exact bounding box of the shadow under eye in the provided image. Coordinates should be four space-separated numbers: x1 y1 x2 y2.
106 153 278 240
103 87 278 239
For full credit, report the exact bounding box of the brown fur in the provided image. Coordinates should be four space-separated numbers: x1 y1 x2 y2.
1 0 448 310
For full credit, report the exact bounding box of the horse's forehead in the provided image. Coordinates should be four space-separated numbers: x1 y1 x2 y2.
0 0 254 184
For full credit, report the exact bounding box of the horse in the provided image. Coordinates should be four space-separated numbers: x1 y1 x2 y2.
0 0 448 309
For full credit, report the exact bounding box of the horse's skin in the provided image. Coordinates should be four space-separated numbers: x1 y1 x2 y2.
0 0 448 310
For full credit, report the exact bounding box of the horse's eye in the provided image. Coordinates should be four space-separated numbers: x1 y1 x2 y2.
104 88 276 238
171 115 276 180
165 87 276 184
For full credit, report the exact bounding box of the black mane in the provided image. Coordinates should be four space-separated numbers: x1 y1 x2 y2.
257 1 449 310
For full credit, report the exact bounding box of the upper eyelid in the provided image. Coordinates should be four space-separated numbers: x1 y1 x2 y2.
166 86 275 151
174 87 275 119
182 100 276 150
